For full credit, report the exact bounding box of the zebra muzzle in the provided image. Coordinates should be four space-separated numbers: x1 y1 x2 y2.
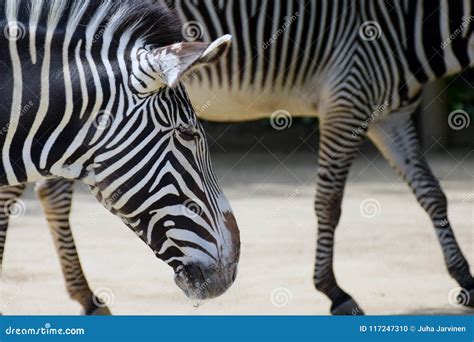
174 262 238 300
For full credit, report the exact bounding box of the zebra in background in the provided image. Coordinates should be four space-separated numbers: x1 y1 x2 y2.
1 0 473 315
0 0 240 315
174 0 474 314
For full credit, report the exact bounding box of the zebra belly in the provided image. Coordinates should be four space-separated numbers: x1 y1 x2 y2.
186 85 320 122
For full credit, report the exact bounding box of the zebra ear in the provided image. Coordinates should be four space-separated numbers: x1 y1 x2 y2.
153 34 232 88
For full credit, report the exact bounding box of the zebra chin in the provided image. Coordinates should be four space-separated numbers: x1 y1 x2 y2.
171 202 241 300
173 261 238 300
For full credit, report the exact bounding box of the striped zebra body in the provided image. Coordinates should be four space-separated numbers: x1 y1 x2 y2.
179 0 473 122
1 0 473 314
0 0 240 314
175 0 474 314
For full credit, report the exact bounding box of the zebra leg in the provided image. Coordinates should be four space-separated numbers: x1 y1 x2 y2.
0 184 27 274
313 112 366 315
0 184 26 315
368 111 474 308
35 179 112 315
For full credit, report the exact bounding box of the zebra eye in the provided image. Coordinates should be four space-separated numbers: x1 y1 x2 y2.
177 125 200 141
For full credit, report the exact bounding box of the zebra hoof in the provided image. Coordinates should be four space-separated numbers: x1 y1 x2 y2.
81 306 112 316
331 298 364 316
91 306 112 315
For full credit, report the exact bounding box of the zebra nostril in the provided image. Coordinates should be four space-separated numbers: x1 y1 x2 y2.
182 263 205 283
174 265 184 275
231 267 238 282
196 264 207 282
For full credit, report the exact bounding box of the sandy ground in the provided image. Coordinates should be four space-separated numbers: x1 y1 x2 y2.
1 151 473 315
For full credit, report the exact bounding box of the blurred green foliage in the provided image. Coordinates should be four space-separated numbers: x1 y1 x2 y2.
446 69 474 113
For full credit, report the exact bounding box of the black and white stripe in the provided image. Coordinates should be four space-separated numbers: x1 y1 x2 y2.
0 0 240 313
1 0 473 314
172 0 474 314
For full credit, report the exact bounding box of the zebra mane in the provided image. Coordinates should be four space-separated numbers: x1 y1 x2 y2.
98 0 182 46
15 0 182 47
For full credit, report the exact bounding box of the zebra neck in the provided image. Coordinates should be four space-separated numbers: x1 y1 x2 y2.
404 0 473 83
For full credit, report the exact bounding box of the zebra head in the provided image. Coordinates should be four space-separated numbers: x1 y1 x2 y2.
91 35 240 300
